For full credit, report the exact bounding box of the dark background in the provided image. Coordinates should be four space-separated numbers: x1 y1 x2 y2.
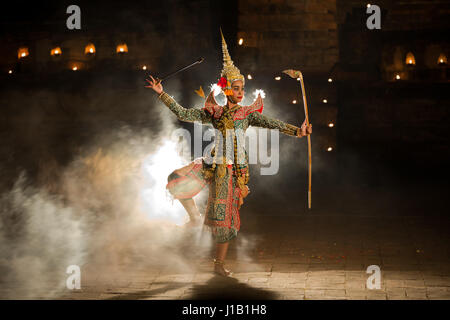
1 0 449 218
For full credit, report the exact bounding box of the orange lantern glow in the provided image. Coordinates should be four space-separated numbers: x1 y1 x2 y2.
116 44 128 54
438 53 447 65
51 47 62 56
18 47 29 59
405 52 416 65
85 43 96 55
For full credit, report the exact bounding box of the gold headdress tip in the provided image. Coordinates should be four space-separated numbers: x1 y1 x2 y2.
219 29 245 87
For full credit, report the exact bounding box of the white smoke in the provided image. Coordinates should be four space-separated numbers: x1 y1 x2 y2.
0 172 87 299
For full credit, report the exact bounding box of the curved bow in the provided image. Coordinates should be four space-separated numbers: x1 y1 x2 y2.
283 69 312 210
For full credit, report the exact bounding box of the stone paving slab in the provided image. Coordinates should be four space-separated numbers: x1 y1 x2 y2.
1 215 449 300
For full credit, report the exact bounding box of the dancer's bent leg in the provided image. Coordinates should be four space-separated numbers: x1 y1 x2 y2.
179 198 202 227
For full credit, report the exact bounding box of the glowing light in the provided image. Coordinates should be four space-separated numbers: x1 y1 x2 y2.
247 74 252 80
85 43 96 54
8 70 12 74
51 47 62 56
367 4 371 8
116 44 128 54
438 53 447 65
18 48 29 59
323 99 328 103
292 100 297 104
210 83 222 96
140 140 190 225
297 77 300 81
328 78 333 82
275 76 281 80
142 65 147 70
395 74 401 80
72 66 78 71
238 38 243 45
253 89 266 99
327 147 333 152
405 52 416 65
328 123 334 128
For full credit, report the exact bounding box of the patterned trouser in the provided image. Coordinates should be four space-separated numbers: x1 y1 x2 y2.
166 160 207 200
166 158 241 243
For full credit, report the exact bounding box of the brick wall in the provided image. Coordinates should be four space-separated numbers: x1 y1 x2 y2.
236 0 339 73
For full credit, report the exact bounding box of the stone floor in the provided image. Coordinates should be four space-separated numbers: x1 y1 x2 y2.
45 214 450 300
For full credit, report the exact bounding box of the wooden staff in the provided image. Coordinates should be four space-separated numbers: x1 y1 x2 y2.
283 69 312 210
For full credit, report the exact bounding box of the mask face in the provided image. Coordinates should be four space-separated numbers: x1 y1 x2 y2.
229 80 244 104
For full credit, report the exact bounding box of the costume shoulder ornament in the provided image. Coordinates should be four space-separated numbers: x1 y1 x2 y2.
203 91 263 120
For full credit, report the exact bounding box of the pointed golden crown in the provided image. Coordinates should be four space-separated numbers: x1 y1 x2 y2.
220 28 245 86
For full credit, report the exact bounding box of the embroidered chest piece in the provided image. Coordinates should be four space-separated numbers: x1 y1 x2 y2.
218 105 240 131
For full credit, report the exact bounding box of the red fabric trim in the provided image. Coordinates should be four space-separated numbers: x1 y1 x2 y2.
203 91 264 121
203 91 224 119
204 166 241 231
166 175 187 189
166 163 207 199
233 187 241 230
233 94 264 120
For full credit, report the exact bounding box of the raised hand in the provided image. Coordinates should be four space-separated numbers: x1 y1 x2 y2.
145 75 163 94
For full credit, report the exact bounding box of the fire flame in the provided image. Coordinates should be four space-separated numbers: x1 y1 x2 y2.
116 44 128 53
18 47 29 59
51 47 62 56
85 43 96 54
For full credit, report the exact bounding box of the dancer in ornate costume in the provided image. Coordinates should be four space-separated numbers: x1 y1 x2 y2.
146 30 312 276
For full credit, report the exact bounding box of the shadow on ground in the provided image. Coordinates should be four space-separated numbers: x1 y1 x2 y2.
106 276 278 300
188 276 278 300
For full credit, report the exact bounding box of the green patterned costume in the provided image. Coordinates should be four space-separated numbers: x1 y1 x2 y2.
160 90 301 243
